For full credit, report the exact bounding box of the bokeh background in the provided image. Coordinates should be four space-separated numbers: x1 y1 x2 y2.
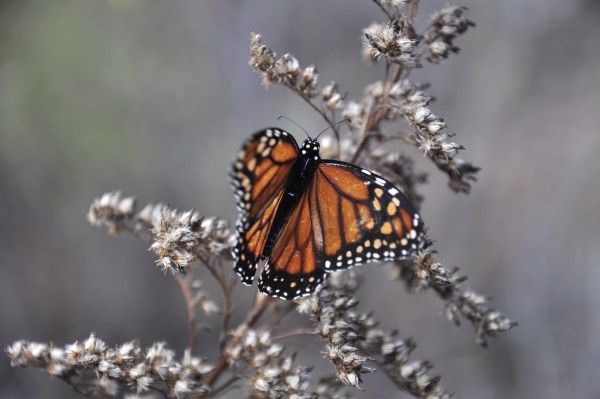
1 0 599 398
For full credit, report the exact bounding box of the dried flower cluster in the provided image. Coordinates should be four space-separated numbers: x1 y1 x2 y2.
87 191 136 235
249 1 477 193
363 19 418 67
294 273 359 381
7 333 210 397
150 207 232 274
9 2 515 398
226 326 315 398
393 250 517 345
249 33 345 128
87 192 233 274
188 279 220 315
150 207 205 273
297 288 373 388
423 6 475 64
297 272 456 398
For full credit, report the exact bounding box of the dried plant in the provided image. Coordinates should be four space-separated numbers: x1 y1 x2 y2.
8 1 515 398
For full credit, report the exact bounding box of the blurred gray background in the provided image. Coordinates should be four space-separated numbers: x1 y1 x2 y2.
1 0 599 398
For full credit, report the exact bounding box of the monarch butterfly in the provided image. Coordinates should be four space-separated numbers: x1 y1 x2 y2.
230 127 426 299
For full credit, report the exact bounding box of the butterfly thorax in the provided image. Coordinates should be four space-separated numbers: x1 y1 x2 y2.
297 138 321 178
262 138 321 257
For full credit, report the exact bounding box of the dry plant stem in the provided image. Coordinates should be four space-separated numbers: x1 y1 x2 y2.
350 109 381 164
218 279 235 352
260 300 297 331
272 328 315 341
208 376 240 398
406 0 419 21
390 62 404 82
204 296 276 389
354 132 412 161
350 61 407 164
66 380 89 397
351 0 420 164
287 84 342 157
372 0 393 19
349 87 393 163
196 253 235 352
176 274 199 355
407 0 420 23
377 362 437 398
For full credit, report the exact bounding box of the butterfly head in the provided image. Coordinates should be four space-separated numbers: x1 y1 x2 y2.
300 138 321 161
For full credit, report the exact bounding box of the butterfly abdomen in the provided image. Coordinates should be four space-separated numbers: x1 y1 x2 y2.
262 140 321 257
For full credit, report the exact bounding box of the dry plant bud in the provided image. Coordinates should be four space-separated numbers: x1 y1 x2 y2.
87 191 136 235
299 65 320 98
149 205 232 274
7 333 210 396
249 34 304 89
424 6 475 64
297 271 456 396
341 100 365 132
297 288 374 389
363 19 418 67
149 206 203 273
392 250 516 346
249 34 347 122
380 0 407 7
321 82 345 112
225 326 317 398
136 202 166 227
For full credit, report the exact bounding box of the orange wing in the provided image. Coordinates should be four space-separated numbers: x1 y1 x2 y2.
257 160 425 299
312 161 425 270
258 188 325 298
230 128 299 285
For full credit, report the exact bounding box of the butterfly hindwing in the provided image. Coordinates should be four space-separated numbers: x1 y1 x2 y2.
257 188 326 299
230 128 299 285
311 161 425 271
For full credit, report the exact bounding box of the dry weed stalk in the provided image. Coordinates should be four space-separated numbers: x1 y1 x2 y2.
8 1 514 398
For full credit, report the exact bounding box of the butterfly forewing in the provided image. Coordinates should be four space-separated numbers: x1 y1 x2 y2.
230 128 299 285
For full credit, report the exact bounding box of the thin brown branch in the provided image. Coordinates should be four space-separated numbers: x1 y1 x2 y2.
204 295 276 388
287 83 342 157
218 279 236 352
406 0 420 22
208 376 241 398
350 56 408 164
176 274 199 355
261 300 296 329
272 328 315 341
197 255 236 352
372 0 393 19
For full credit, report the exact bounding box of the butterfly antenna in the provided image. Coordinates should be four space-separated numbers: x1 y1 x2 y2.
315 118 350 140
277 115 310 139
